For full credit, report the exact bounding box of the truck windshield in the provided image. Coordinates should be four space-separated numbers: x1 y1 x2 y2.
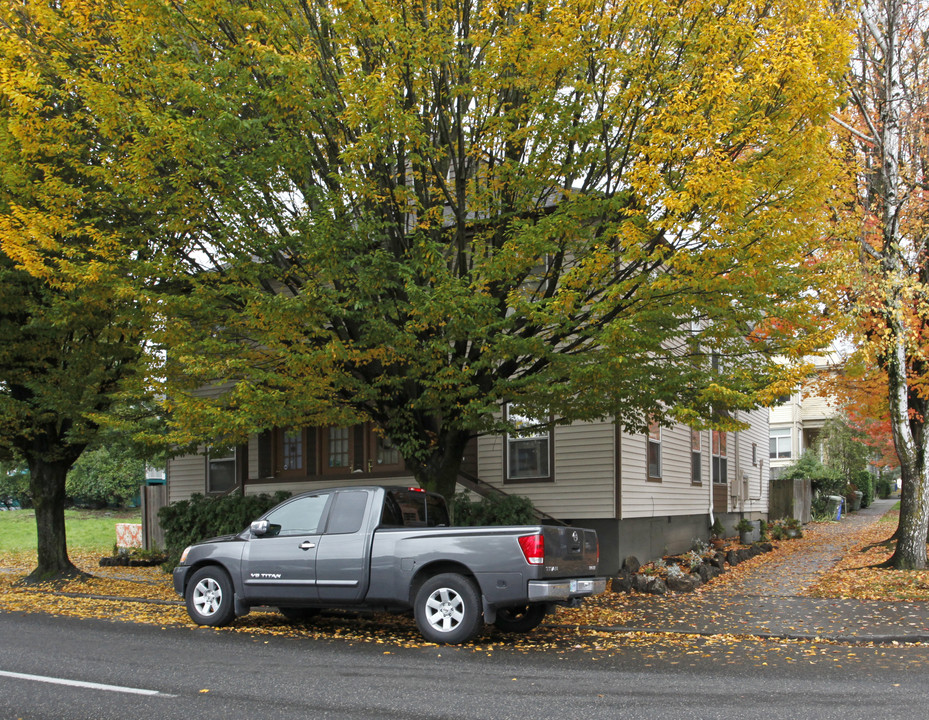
382 490 450 527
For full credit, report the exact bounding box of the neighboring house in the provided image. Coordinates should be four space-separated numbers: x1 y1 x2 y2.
768 357 840 478
165 409 770 574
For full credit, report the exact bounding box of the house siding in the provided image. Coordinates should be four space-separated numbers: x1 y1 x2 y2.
621 424 711 519
164 411 770 574
166 452 206 504
476 420 616 520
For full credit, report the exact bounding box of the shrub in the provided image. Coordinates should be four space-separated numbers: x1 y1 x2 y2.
66 445 145 508
0 461 31 507
451 492 538 526
769 523 786 541
876 477 894 499
855 470 874 508
159 491 291 569
734 518 754 534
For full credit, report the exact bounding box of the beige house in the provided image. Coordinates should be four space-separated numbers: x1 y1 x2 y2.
165 408 770 574
768 357 840 477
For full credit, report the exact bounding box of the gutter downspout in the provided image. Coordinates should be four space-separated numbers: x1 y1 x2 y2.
708 428 715 528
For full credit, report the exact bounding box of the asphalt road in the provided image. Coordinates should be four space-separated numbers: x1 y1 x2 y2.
1 610 928 720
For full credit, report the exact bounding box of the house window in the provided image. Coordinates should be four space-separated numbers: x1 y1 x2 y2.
370 432 404 472
207 452 236 494
712 430 727 484
324 427 351 472
282 430 303 472
769 427 791 459
260 424 407 480
691 429 702 484
648 421 662 480
505 406 552 482
275 428 307 477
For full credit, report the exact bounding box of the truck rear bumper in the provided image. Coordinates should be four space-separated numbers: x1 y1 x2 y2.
527 577 607 602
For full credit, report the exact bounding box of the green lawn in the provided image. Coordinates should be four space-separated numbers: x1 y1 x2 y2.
0 508 142 554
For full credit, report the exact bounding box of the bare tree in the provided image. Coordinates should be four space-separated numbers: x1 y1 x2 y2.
839 0 929 568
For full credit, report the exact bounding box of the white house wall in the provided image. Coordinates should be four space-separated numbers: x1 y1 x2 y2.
733 407 770 516
621 424 710 519
476 420 617 521
166 452 206 504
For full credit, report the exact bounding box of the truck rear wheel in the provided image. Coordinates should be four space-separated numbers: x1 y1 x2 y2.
414 573 483 644
493 604 547 633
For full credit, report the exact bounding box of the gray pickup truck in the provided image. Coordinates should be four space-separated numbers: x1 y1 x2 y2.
173 485 606 643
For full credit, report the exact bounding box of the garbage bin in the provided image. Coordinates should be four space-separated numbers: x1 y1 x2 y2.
848 490 863 512
826 495 844 520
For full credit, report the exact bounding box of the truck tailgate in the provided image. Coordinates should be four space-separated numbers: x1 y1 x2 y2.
539 525 599 578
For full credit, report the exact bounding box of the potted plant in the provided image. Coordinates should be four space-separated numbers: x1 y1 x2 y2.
784 517 803 538
735 518 756 544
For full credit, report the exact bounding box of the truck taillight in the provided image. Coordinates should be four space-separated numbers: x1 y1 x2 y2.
518 533 544 565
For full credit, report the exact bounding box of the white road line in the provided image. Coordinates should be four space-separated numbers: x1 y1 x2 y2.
0 670 175 697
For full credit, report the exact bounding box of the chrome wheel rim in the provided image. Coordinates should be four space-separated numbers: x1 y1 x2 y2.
192 577 223 617
424 587 465 633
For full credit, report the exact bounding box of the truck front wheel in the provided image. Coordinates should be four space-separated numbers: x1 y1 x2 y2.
185 566 236 627
414 573 483 644
493 604 547 633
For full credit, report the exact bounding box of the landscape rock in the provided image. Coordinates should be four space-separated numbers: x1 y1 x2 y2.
645 577 668 595
666 574 701 593
612 570 634 593
632 574 651 593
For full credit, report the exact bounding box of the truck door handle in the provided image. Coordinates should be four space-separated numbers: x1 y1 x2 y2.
299 541 316 550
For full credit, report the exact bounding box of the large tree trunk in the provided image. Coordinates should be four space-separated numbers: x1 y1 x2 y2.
23 455 84 583
407 428 471 502
891 455 929 568
867 0 929 569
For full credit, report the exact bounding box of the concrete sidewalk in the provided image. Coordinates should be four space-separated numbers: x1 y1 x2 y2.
599 499 929 644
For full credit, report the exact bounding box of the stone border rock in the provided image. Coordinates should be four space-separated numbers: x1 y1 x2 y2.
611 543 775 596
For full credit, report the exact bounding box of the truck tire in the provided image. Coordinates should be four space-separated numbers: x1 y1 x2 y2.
414 573 483 644
493 604 547 633
185 566 236 627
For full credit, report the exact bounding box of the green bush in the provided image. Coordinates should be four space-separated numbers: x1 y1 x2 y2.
66 445 145 508
0 461 31 507
875 477 894 499
159 491 291 568
451 492 538 526
854 470 874 508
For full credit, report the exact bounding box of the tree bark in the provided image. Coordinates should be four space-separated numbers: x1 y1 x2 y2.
407 428 471 502
22 456 84 583
869 0 929 569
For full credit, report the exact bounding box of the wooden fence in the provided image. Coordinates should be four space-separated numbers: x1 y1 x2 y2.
141 484 167 551
768 477 812 523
